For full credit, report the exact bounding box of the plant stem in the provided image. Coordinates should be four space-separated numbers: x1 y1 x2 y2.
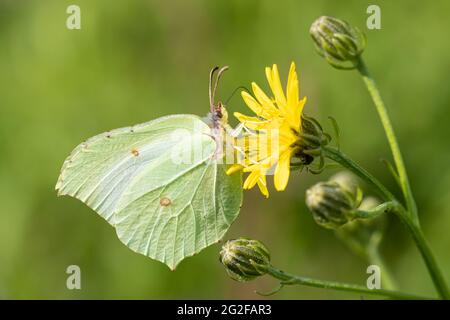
324 146 450 299
267 266 430 300
395 208 450 299
356 58 418 223
351 201 398 219
323 146 395 202
355 58 449 299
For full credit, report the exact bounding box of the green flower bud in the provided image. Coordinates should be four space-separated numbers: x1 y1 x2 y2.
329 171 359 195
306 181 360 229
358 196 382 211
310 16 366 69
219 238 271 282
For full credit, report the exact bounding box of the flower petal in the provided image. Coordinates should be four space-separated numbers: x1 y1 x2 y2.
226 164 243 175
233 112 270 130
274 149 293 191
251 82 279 116
257 175 269 198
241 91 267 119
286 62 299 105
293 96 307 129
243 170 260 189
265 65 287 110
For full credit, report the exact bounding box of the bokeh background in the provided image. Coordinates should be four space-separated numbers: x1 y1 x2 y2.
1 0 450 299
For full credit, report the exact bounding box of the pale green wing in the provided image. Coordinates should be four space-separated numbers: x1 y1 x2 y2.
56 114 212 223
114 162 242 270
56 114 243 269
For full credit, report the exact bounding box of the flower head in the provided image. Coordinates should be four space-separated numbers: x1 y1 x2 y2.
227 62 326 197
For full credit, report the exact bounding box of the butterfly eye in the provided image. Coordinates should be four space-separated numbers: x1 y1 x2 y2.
214 102 224 119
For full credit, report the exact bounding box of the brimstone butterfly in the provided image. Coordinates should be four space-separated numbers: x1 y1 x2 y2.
56 67 243 270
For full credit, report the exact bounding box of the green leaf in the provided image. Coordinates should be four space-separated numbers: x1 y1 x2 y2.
56 114 242 270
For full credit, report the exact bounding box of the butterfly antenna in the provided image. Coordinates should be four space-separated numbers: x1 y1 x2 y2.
209 66 219 114
224 86 251 106
212 66 229 106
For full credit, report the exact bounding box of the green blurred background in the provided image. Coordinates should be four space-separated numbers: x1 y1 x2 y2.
1 0 449 299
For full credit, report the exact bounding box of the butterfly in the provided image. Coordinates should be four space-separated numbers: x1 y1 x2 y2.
56 67 243 270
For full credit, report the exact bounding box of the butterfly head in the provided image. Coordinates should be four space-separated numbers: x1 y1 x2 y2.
212 102 228 126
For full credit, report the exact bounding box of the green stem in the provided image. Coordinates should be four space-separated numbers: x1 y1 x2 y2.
323 146 395 202
395 208 450 299
267 266 430 300
355 58 449 299
324 146 450 299
351 201 398 219
356 58 418 223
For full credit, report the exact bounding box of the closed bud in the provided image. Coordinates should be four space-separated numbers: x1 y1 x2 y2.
310 16 366 69
306 181 360 229
358 196 381 211
219 238 271 282
329 171 359 195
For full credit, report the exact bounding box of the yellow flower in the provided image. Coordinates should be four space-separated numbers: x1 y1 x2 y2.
227 62 307 197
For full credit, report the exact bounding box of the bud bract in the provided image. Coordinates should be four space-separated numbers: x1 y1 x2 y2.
291 115 330 169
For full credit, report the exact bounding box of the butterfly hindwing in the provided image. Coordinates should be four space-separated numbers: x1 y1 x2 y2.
114 161 242 270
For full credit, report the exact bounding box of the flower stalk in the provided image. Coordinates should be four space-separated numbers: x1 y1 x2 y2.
266 265 430 300
356 58 418 223
395 207 450 299
355 57 449 299
220 238 430 299
323 145 450 299
323 146 395 202
349 201 399 220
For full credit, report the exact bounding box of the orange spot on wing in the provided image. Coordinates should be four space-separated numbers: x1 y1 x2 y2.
131 148 139 156
160 197 172 207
